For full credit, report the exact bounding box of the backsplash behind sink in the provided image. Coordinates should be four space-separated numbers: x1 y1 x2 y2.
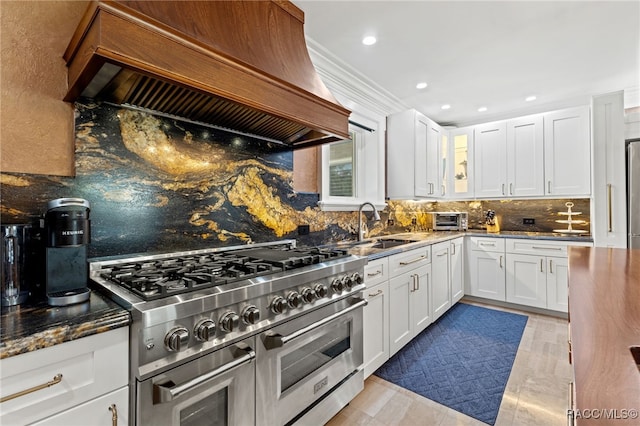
379 198 590 235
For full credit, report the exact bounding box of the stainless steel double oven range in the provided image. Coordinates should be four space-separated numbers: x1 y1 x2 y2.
89 240 367 426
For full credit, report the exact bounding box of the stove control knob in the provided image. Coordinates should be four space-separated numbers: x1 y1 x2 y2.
271 296 287 314
165 326 189 352
301 288 316 303
220 312 240 333
194 319 216 342
342 275 354 290
287 291 303 309
332 277 344 293
351 272 363 285
314 284 328 298
242 306 261 325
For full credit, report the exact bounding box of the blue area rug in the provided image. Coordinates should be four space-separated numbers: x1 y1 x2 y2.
375 303 528 425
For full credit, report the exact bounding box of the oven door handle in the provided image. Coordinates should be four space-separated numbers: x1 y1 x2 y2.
262 298 367 350
153 345 255 403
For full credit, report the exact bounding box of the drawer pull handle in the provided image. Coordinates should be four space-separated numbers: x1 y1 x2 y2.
109 404 118 426
549 259 554 273
607 183 613 232
368 289 383 297
540 258 544 272
499 255 503 268
451 243 456 255
479 242 496 246
532 246 562 250
400 255 427 266
437 250 448 257
367 270 382 277
0 374 63 403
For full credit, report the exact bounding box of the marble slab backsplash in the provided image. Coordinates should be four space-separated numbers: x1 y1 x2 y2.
380 199 590 234
0 101 590 258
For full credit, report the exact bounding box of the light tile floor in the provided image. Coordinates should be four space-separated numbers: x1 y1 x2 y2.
326 301 572 426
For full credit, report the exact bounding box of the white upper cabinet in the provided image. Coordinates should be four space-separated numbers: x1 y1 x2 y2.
387 109 443 199
543 106 591 196
474 121 507 197
506 114 545 197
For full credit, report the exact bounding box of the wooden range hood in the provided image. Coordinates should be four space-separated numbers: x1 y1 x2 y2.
63 0 350 148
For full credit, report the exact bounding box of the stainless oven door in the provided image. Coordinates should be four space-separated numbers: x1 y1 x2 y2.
136 338 255 426
256 296 366 426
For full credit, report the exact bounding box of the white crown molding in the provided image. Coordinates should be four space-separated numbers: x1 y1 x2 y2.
306 37 409 118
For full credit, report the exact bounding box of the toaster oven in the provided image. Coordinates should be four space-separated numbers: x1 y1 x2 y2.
429 212 468 231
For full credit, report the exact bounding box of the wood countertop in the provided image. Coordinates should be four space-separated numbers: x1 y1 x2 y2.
568 247 640 425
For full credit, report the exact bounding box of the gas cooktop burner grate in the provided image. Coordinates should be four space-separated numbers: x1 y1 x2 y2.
96 246 350 301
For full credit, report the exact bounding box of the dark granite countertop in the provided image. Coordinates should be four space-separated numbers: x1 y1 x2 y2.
335 230 593 260
465 229 594 242
0 291 130 360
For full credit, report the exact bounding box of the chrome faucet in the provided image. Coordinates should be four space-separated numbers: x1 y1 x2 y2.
358 202 381 241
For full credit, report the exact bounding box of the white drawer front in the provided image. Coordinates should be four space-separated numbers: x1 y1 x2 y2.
468 236 505 252
364 257 389 287
0 327 128 426
30 386 129 426
389 247 431 276
506 239 568 256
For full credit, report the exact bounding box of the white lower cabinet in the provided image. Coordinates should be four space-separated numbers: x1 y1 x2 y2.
450 237 464 303
363 258 390 378
505 239 592 312
505 253 548 308
389 264 431 356
0 327 129 426
466 237 506 301
546 256 569 312
432 241 451 321
387 246 432 356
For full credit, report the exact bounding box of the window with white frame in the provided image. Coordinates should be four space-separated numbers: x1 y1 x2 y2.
318 118 385 211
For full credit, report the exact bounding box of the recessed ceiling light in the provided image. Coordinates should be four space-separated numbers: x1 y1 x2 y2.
441 104 451 110
416 82 428 89
478 107 488 112
525 95 537 102
362 36 377 46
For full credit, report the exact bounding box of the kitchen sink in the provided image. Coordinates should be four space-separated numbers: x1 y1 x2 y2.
370 238 417 249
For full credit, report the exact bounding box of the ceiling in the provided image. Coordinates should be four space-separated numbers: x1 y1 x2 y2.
295 1 640 127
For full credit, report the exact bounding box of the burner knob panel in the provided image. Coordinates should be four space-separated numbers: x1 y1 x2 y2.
219 312 240 333
194 319 216 342
331 278 344 293
351 272 363 285
342 275 354 290
165 327 190 352
242 306 261 325
287 291 303 309
314 284 328 298
301 288 316 303
271 296 287 314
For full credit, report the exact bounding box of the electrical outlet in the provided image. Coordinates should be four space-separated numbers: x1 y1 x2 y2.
523 218 535 225
411 218 417 225
297 224 310 235
387 219 395 226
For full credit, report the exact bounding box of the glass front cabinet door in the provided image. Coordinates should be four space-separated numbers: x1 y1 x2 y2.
449 127 474 199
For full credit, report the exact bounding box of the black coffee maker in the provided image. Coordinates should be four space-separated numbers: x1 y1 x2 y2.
45 198 91 306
